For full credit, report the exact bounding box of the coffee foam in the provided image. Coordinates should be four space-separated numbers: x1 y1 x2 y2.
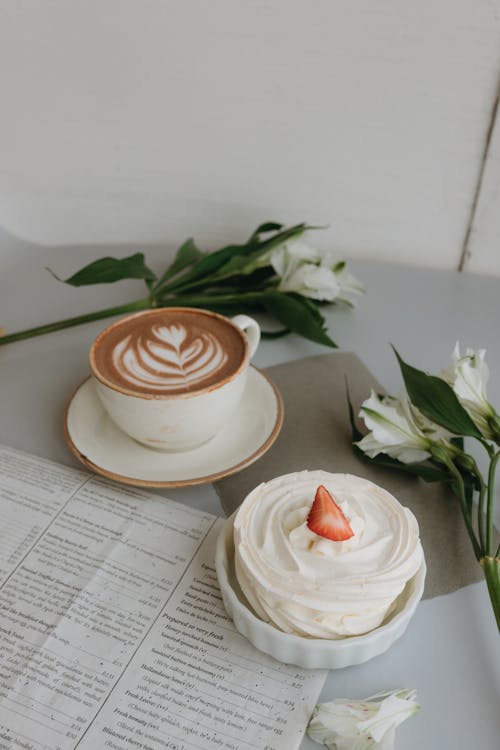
93 310 246 396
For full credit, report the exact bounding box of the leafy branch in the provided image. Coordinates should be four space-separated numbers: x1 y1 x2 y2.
349 347 500 631
0 222 363 349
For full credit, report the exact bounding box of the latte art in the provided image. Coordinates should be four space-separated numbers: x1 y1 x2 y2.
91 309 247 396
113 324 229 391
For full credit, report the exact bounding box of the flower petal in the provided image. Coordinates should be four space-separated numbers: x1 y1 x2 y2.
442 344 497 439
279 264 341 301
357 691 419 742
308 690 419 750
356 392 433 463
332 266 364 305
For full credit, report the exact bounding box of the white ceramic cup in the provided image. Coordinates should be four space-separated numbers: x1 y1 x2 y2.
89 308 260 451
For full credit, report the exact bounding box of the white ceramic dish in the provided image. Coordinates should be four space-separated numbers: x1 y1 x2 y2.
215 514 426 669
64 367 283 488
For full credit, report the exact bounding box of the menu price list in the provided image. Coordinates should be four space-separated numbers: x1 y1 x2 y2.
0 445 326 750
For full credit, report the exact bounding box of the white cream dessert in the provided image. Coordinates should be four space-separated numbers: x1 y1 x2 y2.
233 471 424 639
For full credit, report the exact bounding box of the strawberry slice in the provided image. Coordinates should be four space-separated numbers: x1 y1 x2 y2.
306 485 354 541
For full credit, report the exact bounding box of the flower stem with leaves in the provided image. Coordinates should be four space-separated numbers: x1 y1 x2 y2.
0 222 363 349
350 346 500 632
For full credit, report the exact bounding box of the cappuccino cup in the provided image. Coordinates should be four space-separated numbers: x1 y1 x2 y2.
89 307 261 451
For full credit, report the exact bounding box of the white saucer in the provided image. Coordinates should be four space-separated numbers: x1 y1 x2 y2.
64 367 284 488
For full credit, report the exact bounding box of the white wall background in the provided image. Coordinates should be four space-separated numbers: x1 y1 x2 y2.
1 0 500 272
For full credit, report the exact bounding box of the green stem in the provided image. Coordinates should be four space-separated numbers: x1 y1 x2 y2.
0 291 267 347
0 298 151 346
157 291 266 307
486 451 500 554
157 266 262 296
454 453 488 552
478 478 488 552
442 455 482 560
478 437 495 459
159 276 233 295
481 556 500 632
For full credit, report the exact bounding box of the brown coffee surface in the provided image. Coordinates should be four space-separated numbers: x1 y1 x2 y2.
92 310 246 395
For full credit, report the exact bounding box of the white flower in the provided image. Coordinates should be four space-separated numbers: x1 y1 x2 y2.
267 237 320 280
269 238 321 278
333 264 365 305
442 343 498 440
356 391 452 464
278 263 341 301
269 238 363 303
307 689 419 750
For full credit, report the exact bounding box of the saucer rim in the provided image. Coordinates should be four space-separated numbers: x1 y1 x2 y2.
63 367 284 488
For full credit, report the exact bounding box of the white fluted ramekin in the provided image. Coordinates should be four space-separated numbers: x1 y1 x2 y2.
215 514 426 669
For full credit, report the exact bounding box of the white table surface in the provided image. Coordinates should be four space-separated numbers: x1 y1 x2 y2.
1 244 499 749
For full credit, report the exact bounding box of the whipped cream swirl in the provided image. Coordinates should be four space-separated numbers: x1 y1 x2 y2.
112 323 228 391
234 471 424 639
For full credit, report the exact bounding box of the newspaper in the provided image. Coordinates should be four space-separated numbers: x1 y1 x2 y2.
0 445 326 750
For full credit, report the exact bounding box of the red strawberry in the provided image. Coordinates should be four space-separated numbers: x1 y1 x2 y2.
306 485 354 541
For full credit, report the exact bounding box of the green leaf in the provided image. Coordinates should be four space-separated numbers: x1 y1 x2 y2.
450 436 465 451
202 267 275 292
297 295 329 325
206 224 307 282
460 471 475 514
393 347 482 438
51 253 157 287
357 446 450 482
261 291 336 348
261 327 290 339
209 252 264 278
257 222 308 253
157 222 311 295
160 242 257 293
206 245 274 282
186 222 309 281
250 221 283 239
154 238 204 291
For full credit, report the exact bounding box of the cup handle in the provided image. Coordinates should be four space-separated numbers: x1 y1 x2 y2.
231 315 261 359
